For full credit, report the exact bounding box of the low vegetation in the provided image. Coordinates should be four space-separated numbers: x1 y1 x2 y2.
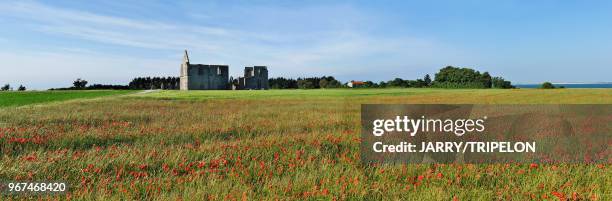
540 82 564 89
1 84 26 91
0 90 135 108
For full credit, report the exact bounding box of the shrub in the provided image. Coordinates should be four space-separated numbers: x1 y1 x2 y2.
73 78 88 89
541 82 555 89
492 77 513 89
1 84 10 91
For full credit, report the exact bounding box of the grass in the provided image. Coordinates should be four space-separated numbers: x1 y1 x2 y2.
0 90 137 108
0 88 610 200
138 88 612 103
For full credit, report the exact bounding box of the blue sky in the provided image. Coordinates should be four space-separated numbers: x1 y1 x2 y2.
1 0 611 89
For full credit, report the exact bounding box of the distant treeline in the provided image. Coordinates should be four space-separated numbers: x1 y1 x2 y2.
269 76 342 89
1 84 26 91
269 66 513 89
128 77 180 90
51 78 130 90
341 66 513 89
50 77 179 90
50 79 123 90
50 84 130 90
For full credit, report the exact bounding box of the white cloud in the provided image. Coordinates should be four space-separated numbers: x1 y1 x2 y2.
0 1 473 88
1 1 176 30
0 1 231 51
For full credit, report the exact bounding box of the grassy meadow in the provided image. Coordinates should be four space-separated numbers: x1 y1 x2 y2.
0 90 135 108
0 89 610 200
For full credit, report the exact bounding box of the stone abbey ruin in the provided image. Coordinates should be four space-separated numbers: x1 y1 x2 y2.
179 50 269 90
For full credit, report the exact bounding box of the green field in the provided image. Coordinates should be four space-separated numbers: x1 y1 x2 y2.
0 89 610 200
0 90 136 108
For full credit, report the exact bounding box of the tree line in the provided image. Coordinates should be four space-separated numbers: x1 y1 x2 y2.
49 77 180 90
341 66 513 89
0 84 26 91
353 75 432 88
128 77 180 90
269 76 342 89
50 78 130 90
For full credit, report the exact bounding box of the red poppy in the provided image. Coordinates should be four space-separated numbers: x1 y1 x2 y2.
551 191 565 200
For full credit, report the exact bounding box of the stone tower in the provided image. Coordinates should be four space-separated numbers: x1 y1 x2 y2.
179 50 190 90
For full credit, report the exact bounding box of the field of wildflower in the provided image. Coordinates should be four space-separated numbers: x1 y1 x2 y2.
0 88 610 200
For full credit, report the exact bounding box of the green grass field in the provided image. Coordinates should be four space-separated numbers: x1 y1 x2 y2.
0 89 610 200
0 90 136 108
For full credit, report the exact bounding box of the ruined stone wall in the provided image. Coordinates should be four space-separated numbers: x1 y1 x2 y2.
254 66 269 89
239 66 269 90
181 65 229 90
179 50 267 90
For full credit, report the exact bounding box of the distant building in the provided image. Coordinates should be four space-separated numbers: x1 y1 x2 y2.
179 50 269 90
348 81 364 88
180 50 229 90
234 66 269 90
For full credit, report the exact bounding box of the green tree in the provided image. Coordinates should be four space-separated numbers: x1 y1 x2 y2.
1 84 10 91
540 82 555 89
434 66 500 88
414 79 427 88
297 79 315 89
327 80 342 88
388 78 407 87
492 77 513 89
378 81 388 88
319 79 329 88
17 85 26 91
435 66 482 83
73 78 88 89
424 74 432 86
481 72 492 88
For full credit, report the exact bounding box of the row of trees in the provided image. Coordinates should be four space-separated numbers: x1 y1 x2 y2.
0 84 26 91
268 77 298 89
54 77 182 90
269 76 342 89
50 78 129 90
355 75 432 88
128 77 180 90
1 84 26 91
349 66 513 89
